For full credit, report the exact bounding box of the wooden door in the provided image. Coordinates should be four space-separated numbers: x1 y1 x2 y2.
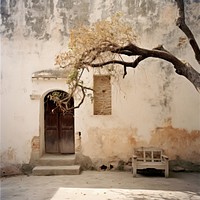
44 92 75 154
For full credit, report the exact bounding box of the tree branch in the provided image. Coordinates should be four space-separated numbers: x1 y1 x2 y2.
90 59 136 68
65 85 86 111
176 0 200 64
99 43 200 90
123 65 127 78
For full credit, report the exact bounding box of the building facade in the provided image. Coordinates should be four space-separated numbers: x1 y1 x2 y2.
1 0 200 174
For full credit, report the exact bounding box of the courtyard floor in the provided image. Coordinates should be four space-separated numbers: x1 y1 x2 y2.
1 171 200 200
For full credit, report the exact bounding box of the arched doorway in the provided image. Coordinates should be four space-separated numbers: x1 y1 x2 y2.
44 90 75 154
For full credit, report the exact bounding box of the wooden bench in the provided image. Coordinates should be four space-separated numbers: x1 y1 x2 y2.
132 147 169 177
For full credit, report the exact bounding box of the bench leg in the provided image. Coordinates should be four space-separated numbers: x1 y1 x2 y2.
132 158 137 177
133 167 137 177
165 162 169 178
165 170 169 178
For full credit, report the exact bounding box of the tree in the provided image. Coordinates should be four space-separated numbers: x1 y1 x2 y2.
54 0 200 111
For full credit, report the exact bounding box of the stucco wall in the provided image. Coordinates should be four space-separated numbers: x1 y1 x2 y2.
1 0 200 171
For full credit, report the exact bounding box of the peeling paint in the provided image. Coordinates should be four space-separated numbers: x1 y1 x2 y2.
31 136 40 151
1 147 17 162
1 0 199 41
29 136 40 164
83 128 138 162
0 0 17 38
24 0 53 39
150 126 200 163
56 0 90 35
81 120 200 167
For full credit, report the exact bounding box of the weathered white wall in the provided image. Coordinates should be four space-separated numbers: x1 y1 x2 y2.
1 0 200 170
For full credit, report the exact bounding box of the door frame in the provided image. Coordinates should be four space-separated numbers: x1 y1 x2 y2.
39 89 75 156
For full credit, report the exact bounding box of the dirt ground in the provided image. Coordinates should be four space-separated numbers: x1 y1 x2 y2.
1 171 200 200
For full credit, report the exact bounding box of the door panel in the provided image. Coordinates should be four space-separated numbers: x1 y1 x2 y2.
60 130 74 153
46 114 58 127
45 130 59 153
59 113 75 153
45 109 59 153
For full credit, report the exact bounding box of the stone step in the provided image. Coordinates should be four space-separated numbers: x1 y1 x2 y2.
38 154 76 166
32 165 81 176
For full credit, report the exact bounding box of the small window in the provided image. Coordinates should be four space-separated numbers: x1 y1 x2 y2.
93 75 111 115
